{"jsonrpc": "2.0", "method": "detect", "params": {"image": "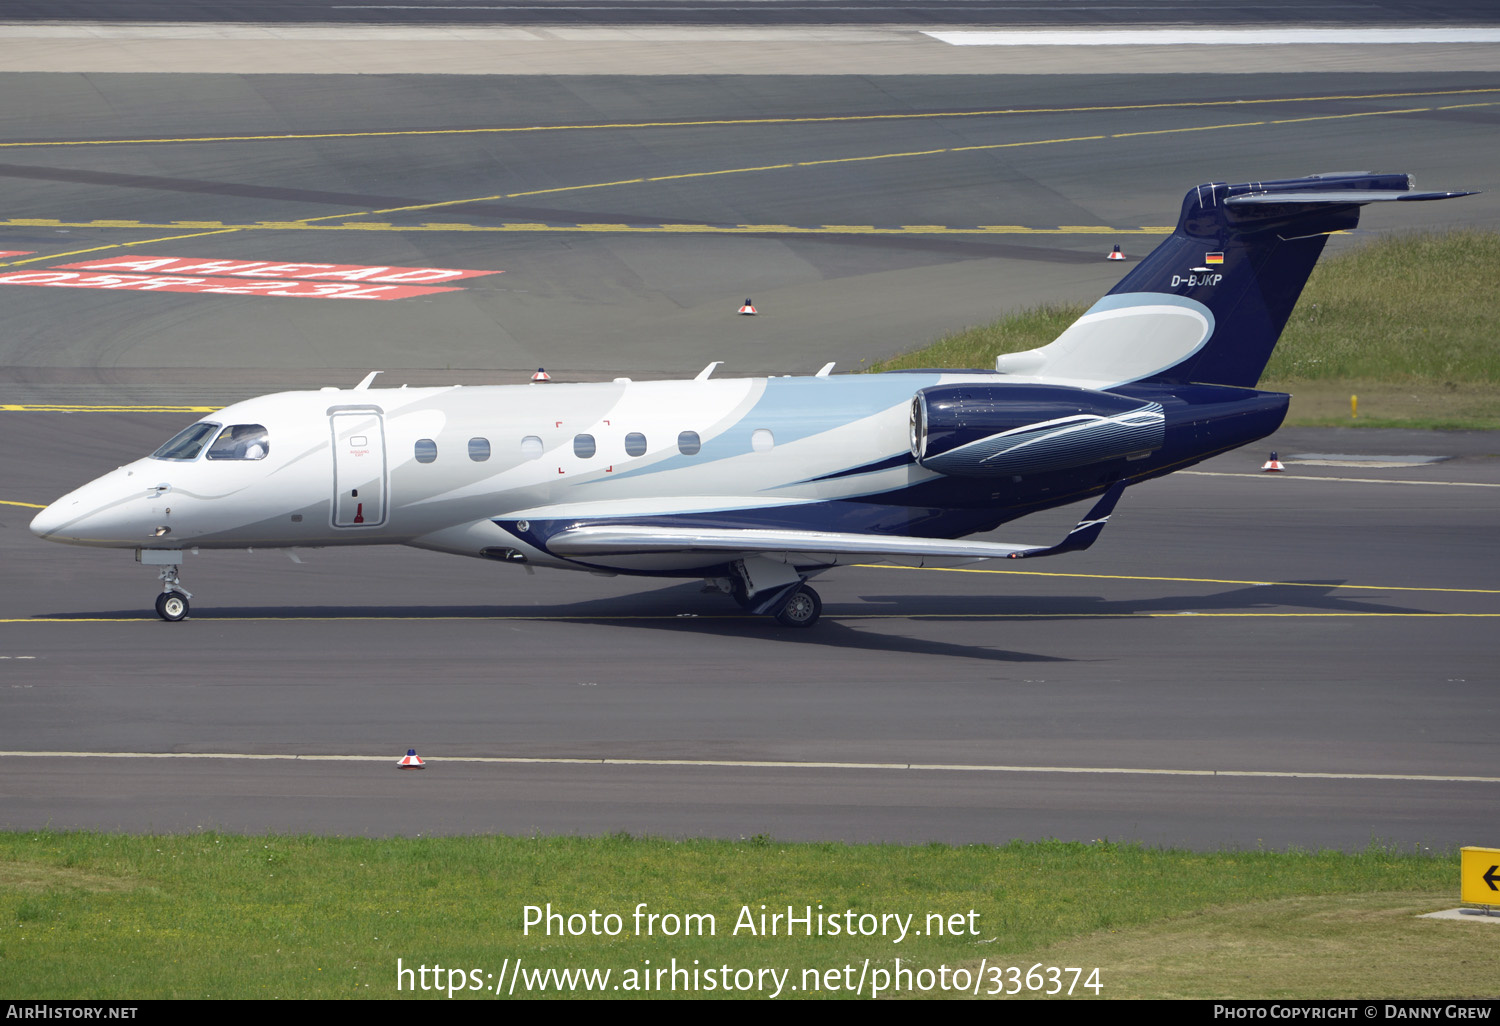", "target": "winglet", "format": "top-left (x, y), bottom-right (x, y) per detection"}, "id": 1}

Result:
top-left (1007, 481), bottom-right (1126, 559)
